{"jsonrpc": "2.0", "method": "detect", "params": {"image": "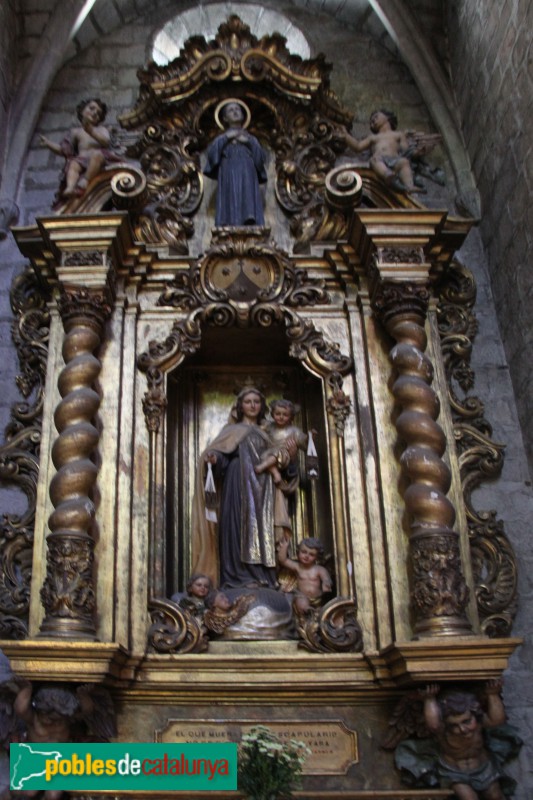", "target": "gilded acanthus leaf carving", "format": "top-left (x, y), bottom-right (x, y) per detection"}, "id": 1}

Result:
top-left (0, 270), bottom-right (49, 638)
top-left (142, 368), bottom-right (168, 434)
top-left (411, 533), bottom-right (470, 619)
top-left (40, 534), bottom-right (96, 620)
top-left (436, 260), bottom-right (517, 636)
top-left (124, 126), bottom-right (202, 253)
top-left (296, 597), bottom-right (363, 654)
top-left (139, 231), bottom-right (349, 424)
top-left (148, 598), bottom-right (208, 654)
